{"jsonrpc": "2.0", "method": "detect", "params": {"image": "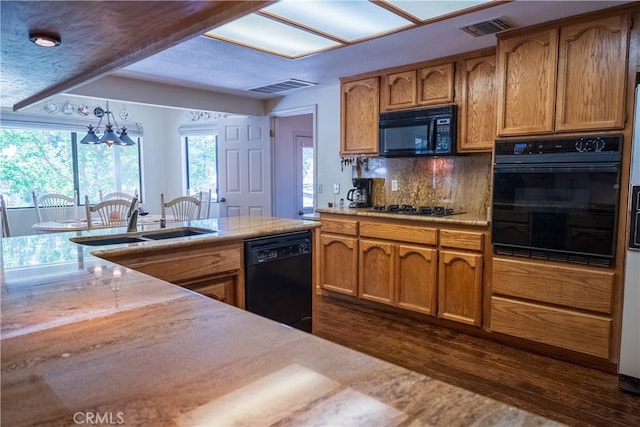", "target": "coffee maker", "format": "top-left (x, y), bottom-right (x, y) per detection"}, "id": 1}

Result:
top-left (346, 178), bottom-right (373, 208)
